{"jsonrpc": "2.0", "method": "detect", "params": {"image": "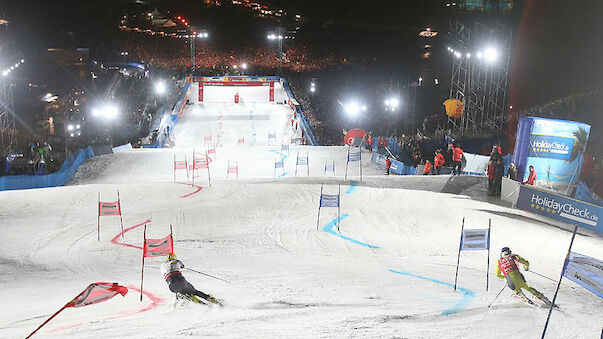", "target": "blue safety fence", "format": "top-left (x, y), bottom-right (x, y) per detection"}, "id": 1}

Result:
top-left (516, 184), bottom-right (602, 234)
top-left (280, 77), bottom-right (319, 146)
top-left (574, 181), bottom-right (603, 207)
top-left (371, 152), bottom-right (416, 175)
top-left (0, 147), bottom-right (96, 191)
